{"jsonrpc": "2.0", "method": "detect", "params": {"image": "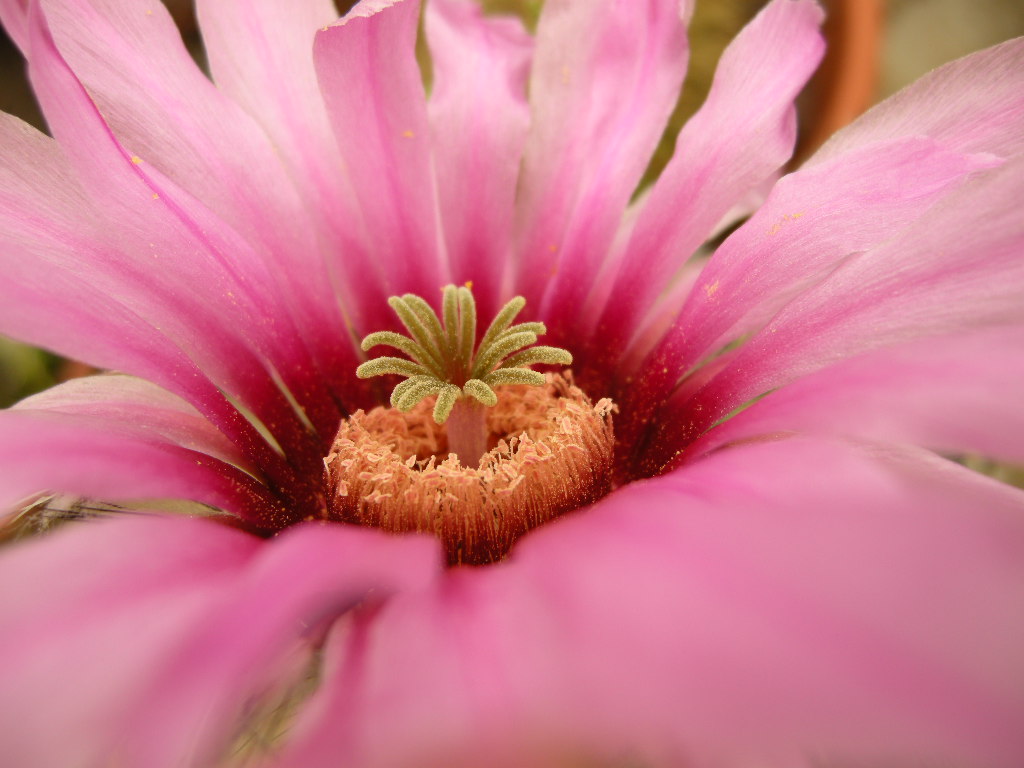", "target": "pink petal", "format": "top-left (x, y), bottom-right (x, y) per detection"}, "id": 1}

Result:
top-left (193, 0), bottom-right (390, 335)
top-left (651, 156), bottom-right (1024, 460)
top-left (684, 327), bottom-right (1024, 465)
top-left (812, 36), bottom-right (1024, 164)
top-left (590, 0), bottom-right (825, 357)
top-left (313, 0), bottom-right (445, 306)
top-left (0, 0), bottom-right (28, 49)
top-left (0, 515), bottom-right (261, 768)
top-left (509, 0), bottom-right (693, 323)
top-left (626, 136), bottom-right (995, 438)
top-left (281, 440), bottom-right (1024, 766)
top-left (116, 522), bottom-right (440, 768)
top-left (17, 13), bottom-right (344, 462)
top-left (13, 373), bottom-right (251, 472)
top-left (425, 0), bottom-right (532, 318)
top-left (0, 515), bottom-right (440, 768)
top-left (29, 0), bottom-right (360, 437)
top-left (0, 409), bottom-right (283, 525)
